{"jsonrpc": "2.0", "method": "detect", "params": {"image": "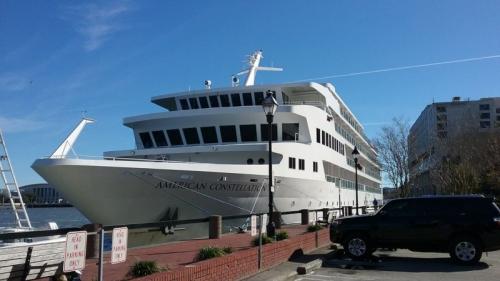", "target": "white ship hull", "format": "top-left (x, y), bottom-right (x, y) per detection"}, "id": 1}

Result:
top-left (32, 158), bottom-right (373, 227)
